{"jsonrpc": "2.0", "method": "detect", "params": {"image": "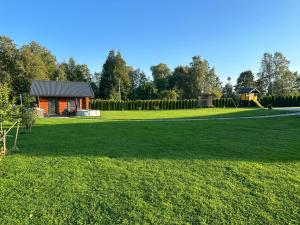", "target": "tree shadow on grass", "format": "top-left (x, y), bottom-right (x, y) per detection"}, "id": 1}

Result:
top-left (13, 109), bottom-right (300, 163)
top-left (12, 115), bottom-right (300, 162)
